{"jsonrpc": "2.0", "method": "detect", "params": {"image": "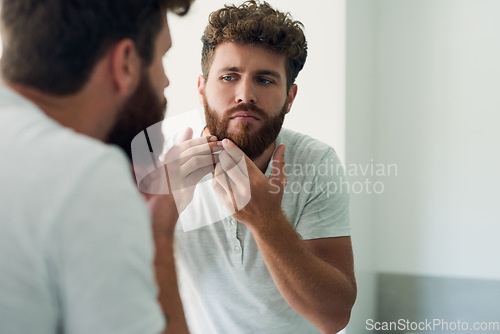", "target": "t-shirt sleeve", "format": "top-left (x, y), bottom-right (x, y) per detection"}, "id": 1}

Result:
top-left (51, 150), bottom-right (165, 334)
top-left (295, 148), bottom-right (351, 240)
